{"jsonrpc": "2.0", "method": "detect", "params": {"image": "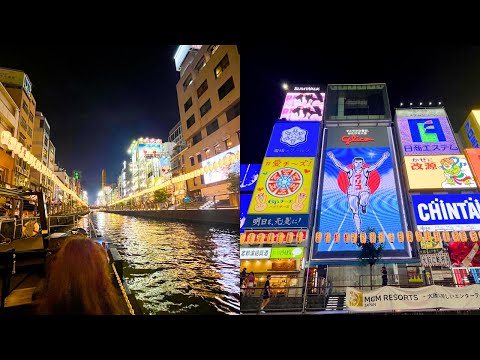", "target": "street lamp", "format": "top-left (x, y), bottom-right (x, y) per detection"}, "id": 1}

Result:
top-left (282, 83), bottom-right (289, 91)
